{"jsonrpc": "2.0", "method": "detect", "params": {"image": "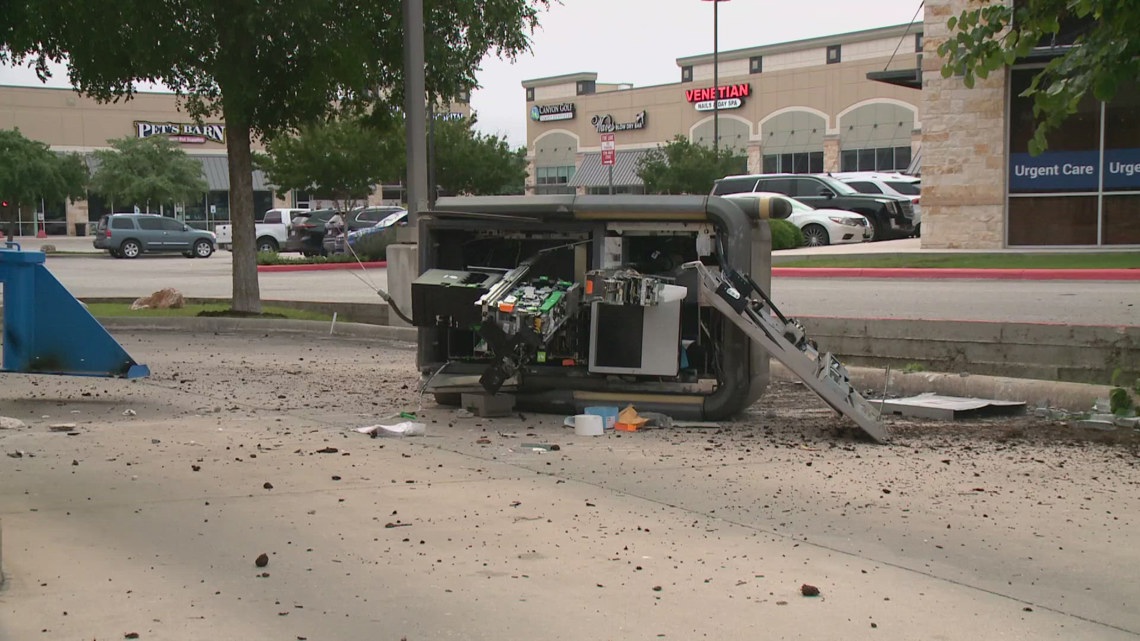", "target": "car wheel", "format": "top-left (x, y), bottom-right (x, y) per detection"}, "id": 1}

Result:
top-left (120, 240), bottom-right (141, 259)
top-left (801, 224), bottom-right (829, 247)
top-left (914, 223), bottom-right (921, 238)
top-left (109, 249), bottom-right (123, 258)
top-left (193, 239), bottom-right (214, 258)
top-left (183, 251), bottom-right (195, 258)
top-left (865, 215), bottom-right (888, 242)
top-left (257, 237), bottom-right (279, 253)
